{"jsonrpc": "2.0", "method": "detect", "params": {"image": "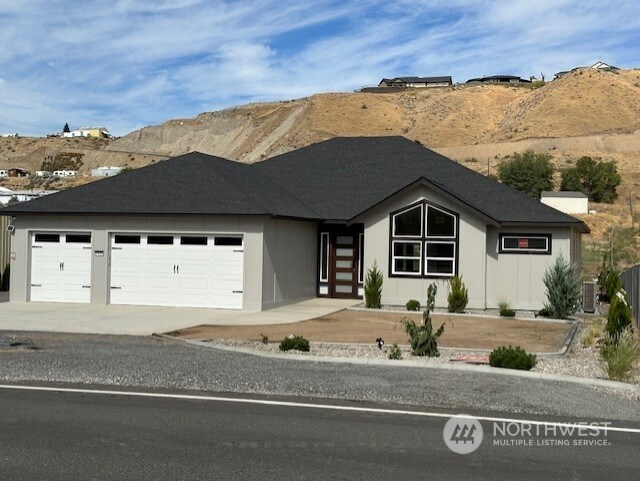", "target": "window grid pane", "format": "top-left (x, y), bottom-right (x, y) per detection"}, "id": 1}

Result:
top-left (426, 206), bottom-right (455, 238)
top-left (393, 205), bottom-right (423, 236)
